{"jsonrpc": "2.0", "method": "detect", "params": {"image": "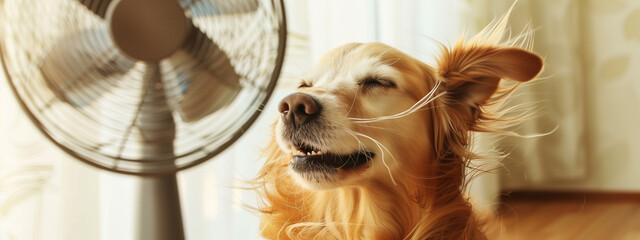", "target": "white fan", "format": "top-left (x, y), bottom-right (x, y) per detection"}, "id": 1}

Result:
top-left (0, 0), bottom-right (286, 239)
